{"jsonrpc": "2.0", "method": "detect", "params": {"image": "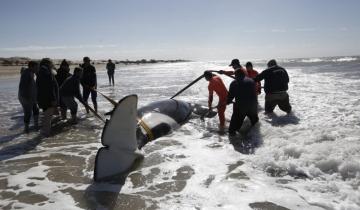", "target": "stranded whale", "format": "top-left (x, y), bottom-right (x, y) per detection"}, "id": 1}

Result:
top-left (94, 94), bottom-right (215, 181)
